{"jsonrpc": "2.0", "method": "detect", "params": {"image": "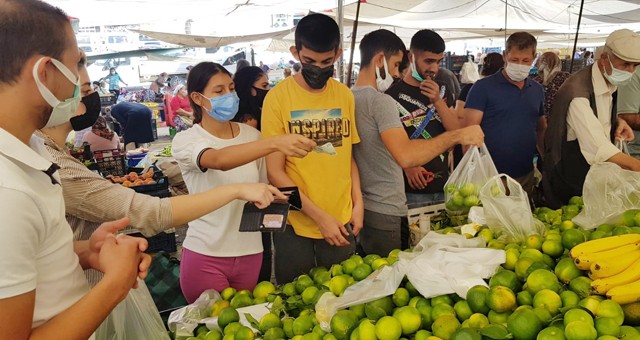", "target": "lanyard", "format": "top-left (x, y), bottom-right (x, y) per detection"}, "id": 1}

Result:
top-left (410, 85), bottom-right (446, 140)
